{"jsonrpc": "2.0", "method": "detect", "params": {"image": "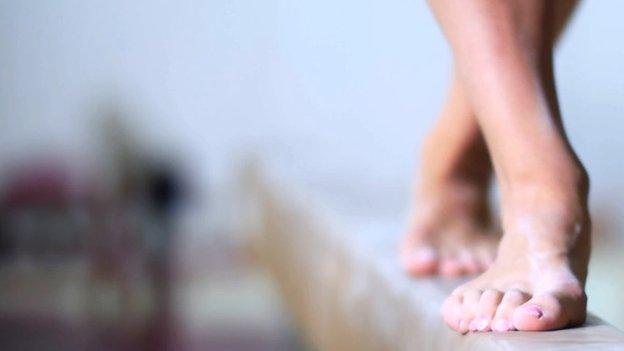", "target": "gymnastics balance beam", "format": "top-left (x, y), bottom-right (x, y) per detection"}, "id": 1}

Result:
top-left (240, 161), bottom-right (624, 351)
